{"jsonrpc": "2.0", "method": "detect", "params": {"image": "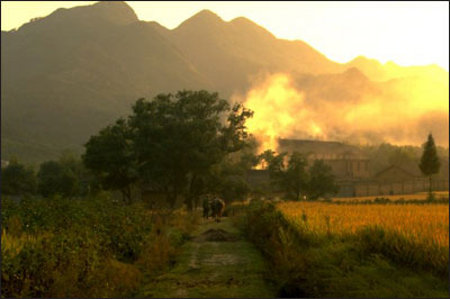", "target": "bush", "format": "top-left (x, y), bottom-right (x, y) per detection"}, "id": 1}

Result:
top-left (1, 195), bottom-right (199, 297)
top-left (237, 200), bottom-right (448, 298)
